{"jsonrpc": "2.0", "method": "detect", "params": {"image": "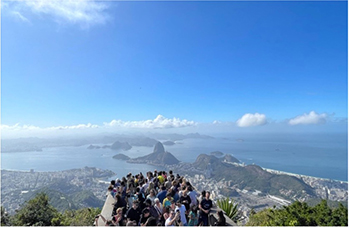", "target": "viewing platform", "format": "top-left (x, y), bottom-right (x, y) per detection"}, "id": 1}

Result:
top-left (97, 191), bottom-right (237, 226)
